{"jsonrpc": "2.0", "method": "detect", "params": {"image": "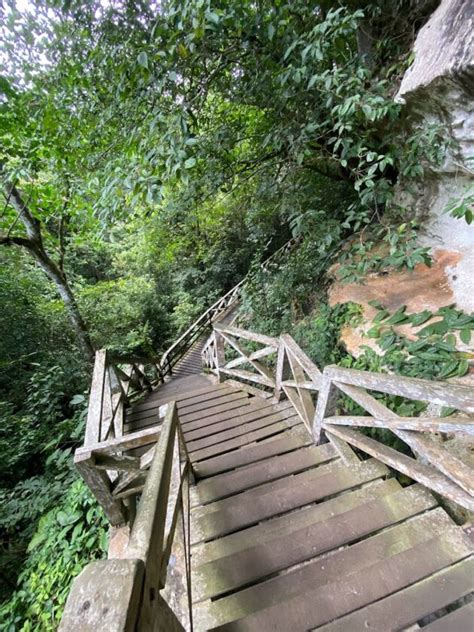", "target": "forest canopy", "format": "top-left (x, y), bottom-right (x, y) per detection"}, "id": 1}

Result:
top-left (0, 0), bottom-right (454, 628)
